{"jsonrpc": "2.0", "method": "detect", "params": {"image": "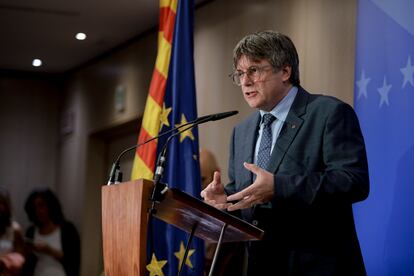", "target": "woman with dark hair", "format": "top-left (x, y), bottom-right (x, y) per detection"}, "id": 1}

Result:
top-left (23, 189), bottom-right (80, 276)
top-left (0, 187), bottom-right (25, 275)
